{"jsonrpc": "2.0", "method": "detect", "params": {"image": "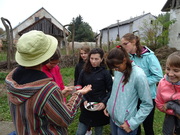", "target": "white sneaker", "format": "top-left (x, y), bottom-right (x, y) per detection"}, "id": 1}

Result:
top-left (85, 130), bottom-right (92, 135)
